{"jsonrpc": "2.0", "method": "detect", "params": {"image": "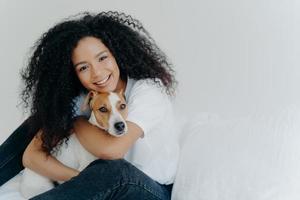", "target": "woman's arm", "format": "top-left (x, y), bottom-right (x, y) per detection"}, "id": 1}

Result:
top-left (73, 117), bottom-right (143, 159)
top-left (22, 130), bottom-right (79, 182)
